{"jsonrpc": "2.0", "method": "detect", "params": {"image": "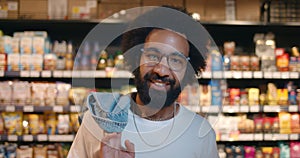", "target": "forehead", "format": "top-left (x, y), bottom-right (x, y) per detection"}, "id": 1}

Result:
top-left (145, 29), bottom-right (189, 56)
